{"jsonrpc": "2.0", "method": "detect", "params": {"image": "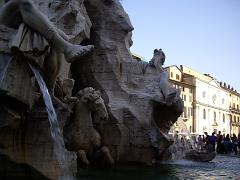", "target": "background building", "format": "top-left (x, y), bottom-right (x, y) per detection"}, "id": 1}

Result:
top-left (220, 83), bottom-right (240, 135)
top-left (166, 65), bottom-right (234, 135)
top-left (132, 54), bottom-right (240, 136)
top-left (165, 65), bottom-right (195, 134)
